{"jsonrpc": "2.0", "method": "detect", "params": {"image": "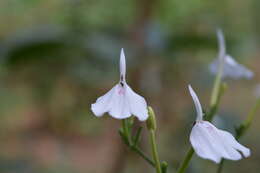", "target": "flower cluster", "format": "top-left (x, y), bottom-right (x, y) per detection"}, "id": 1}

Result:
top-left (91, 29), bottom-right (254, 172)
